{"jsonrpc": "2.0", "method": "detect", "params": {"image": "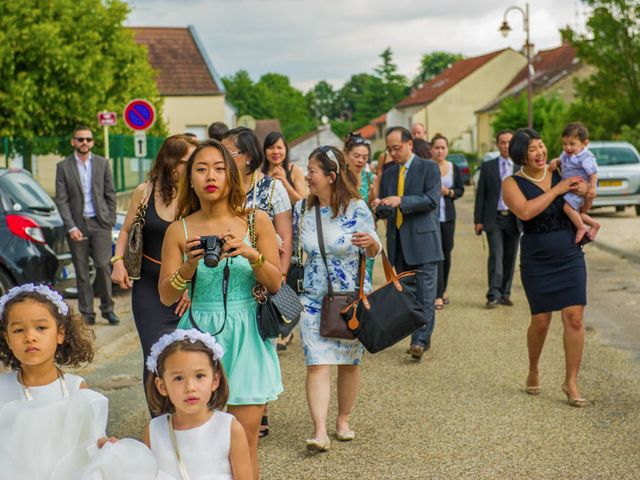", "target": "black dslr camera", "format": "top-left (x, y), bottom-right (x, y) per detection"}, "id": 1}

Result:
top-left (194, 235), bottom-right (226, 268)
